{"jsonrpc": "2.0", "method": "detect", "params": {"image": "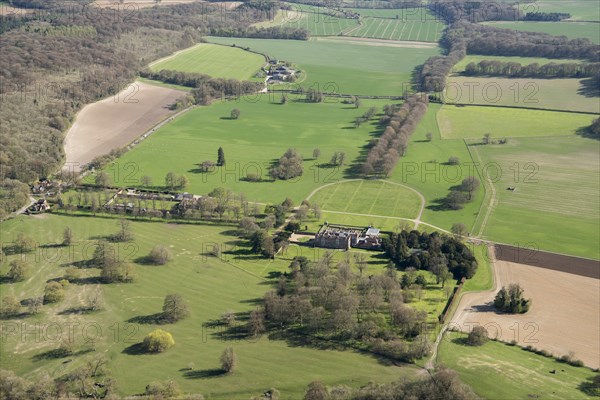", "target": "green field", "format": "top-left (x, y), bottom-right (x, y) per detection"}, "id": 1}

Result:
top-left (452, 55), bottom-right (584, 73)
top-left (96, 97), bottom-right (389, 203)
top-left (438, 333), bottom-right (597, 400)
top-left (483, 21), bottom-right (600, 44)
top-left (206, 37), bottom-right (439, 96)
top-left (438, 105), bottom-right (596, 138)
top-left (257, 6), bottom-right (444, 42)
top-left (308, 180), bottom-right (422, 220)
top-left (443, 76), bottom-right (599, 113)
top-left (345, 15), bottom-right (444, 42)
top-left (149, 43), bottom-right (265, 80)
top-left (0, 214), bottom-right (421, 397)
top-left (471, 135), bottom-right (600, 259)
top-left (517, 0), bottom-right (600, 21)
top-left (462, 244), bottom-right (493, 292)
